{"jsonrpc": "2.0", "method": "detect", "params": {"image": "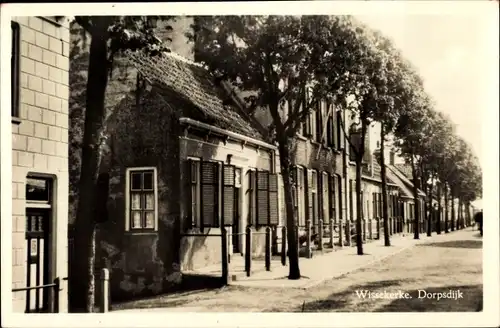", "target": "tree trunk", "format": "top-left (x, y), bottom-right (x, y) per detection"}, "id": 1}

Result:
top-left (355, 159), bottom-right (364, 255)
top-left (458, 197), bottom-right (463, 229)
top-left (277, 138), bottom-right (301, 280)
top-left (450, 193), bottom-right (455, 231)
top-left (70, 25), bottom-right (110, 312)
top-left (426, 175), bottom-right (434, 236)
top-left (379, 125), bottom-right (390, 246)
top-left (410, 156), bottom-right (420, 240)
top-left (436, 182), bottom-right (442, 234)
top-left (444, 185), bottom-right (449, 233)
top-left (354, 120), bottom-right (366, 255)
